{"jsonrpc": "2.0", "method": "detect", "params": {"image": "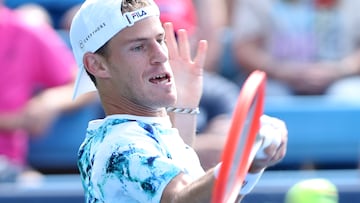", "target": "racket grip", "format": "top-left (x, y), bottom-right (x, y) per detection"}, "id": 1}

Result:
top-left (239, 170), bottom-right (264, 195)
top-left (213, 162), bottom-right (264, 195)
